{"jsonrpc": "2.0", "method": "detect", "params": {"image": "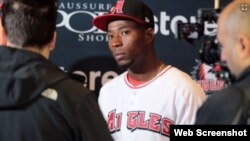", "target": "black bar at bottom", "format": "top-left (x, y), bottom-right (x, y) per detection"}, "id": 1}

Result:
top-left (170, 125), bottom-right (250, 141)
